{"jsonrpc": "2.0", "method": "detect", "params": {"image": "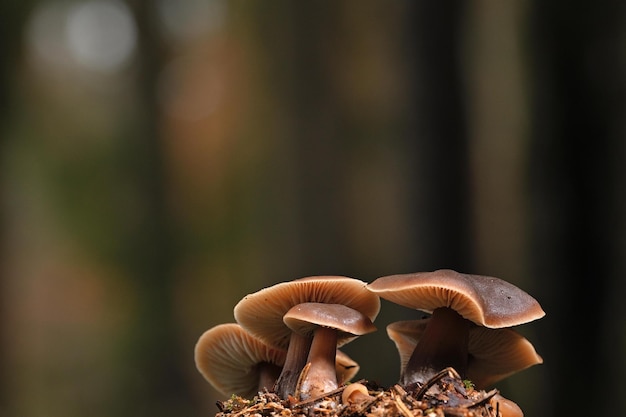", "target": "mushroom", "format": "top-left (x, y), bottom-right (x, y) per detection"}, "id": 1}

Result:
top-left (367, 269), bottom-right (545, 385)
top-left (234, 276), bottom-right (380, 398)
top-left (282, 302), bottom-right (376, 399)
top-left (194, 323), bottom-right (287, 398)
top-left (386, 319), bottom-right (543, 388)
top-left (491, 394), bottom-right (524, 417)
top-left (341, 383), bottom-right (374, 405)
